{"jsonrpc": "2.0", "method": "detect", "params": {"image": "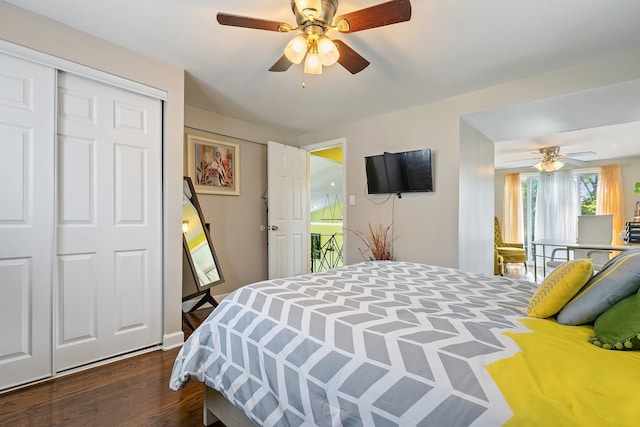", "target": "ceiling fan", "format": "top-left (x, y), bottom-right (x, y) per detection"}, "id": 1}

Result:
top-left (216, 0), bottom-right (412, 75)
top-left (532, 146), bottom-right (592, 172)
